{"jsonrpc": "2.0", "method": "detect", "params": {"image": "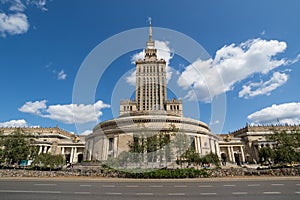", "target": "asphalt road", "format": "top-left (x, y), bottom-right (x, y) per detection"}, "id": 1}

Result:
top-left (0, 177), bottom-right (299, 200)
